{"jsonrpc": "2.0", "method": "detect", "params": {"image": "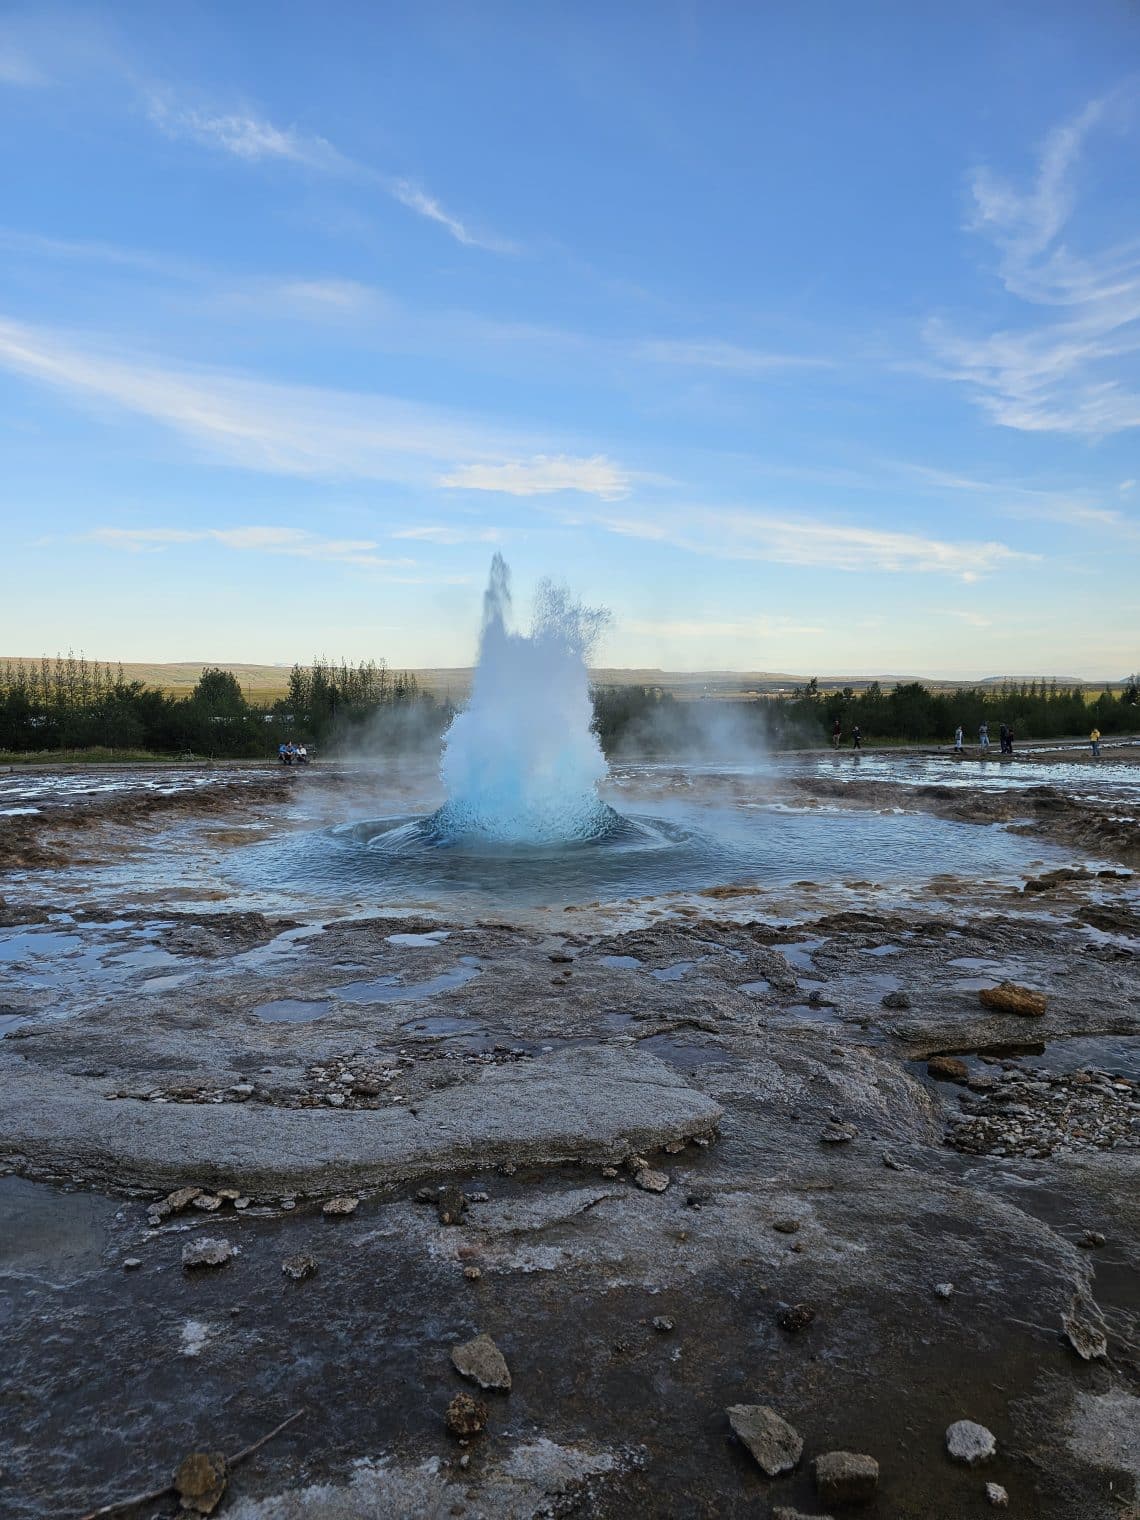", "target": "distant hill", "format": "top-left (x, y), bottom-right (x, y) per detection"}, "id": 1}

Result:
top-left (0, 658), bottom-right (1124, 702)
